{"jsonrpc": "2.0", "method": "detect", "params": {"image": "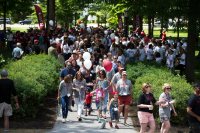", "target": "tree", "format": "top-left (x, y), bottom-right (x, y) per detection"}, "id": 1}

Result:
top-left (186, 0), bottom-right (200, 82)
